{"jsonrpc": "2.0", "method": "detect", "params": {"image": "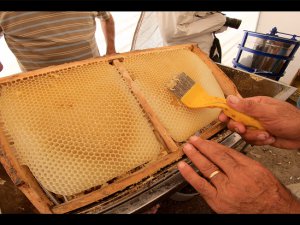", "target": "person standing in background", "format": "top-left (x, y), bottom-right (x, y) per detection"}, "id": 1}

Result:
top-left (0, 11), bottom-right (116, 72)
top-left (156, 12), bottom-right (241, 63)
